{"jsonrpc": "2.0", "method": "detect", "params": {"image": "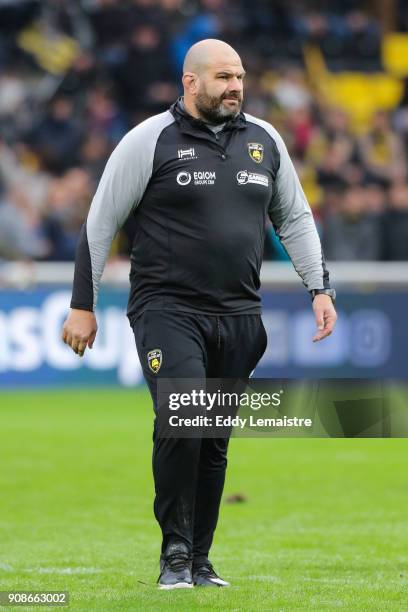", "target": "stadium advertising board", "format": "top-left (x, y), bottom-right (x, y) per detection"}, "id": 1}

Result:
top-left (0, 287), bottom-right (406, 388)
